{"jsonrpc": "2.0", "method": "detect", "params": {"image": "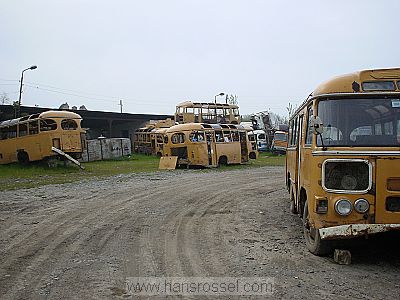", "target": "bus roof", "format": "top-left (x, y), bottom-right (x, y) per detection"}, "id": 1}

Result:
top-left (312, 68), bottom-right (400, 96)
top-left (166, 123), bottom-right (244, 133)
top-left (176, 100), bottom-right (239, 109)
top-left (39, 110), bottom-right (82, 119)
top-left (291, 68), bottom-right (400, 119)
top-left (166, 123), bottom-right (211, 133)
top-left (0, 110), bottom-right (82, 128)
